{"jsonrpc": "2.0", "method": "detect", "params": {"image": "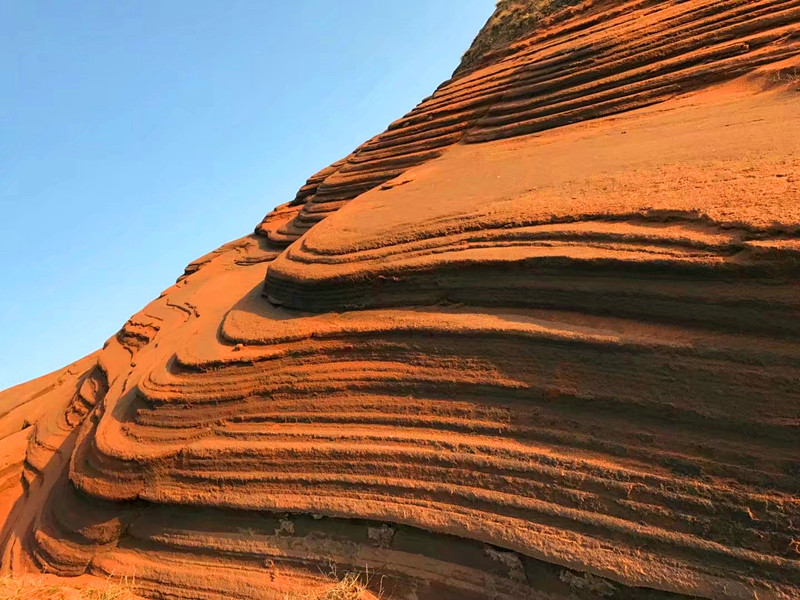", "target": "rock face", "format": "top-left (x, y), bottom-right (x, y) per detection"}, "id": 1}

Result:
top-left (1, 2), bottom-right (799, 599)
